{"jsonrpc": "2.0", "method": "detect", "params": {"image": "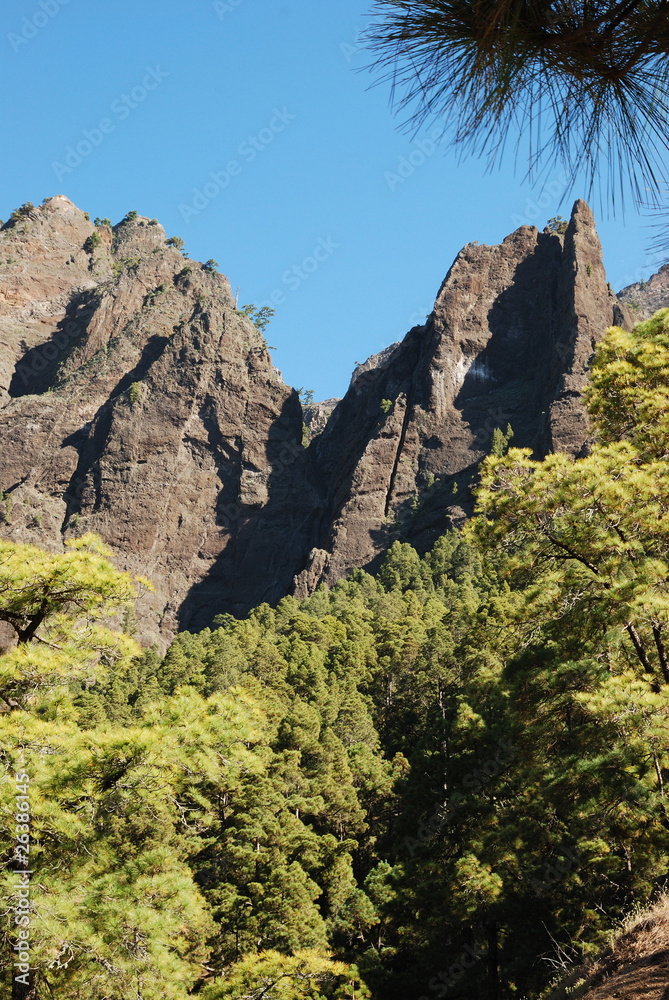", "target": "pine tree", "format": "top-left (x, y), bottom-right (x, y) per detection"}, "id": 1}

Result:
top-left (0, 533), bottom-right (148, 710)
top-left (0, 689), bottom-right (266, 999)
top-left (364, 3), bottom-right (669, 224)
top-left (202, 949), bottom-right (370, 999)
